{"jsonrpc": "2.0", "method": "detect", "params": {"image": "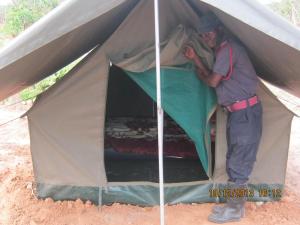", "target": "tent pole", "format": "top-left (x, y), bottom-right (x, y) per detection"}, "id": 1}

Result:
top-left (154, 0), bottom-right (165, 225)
